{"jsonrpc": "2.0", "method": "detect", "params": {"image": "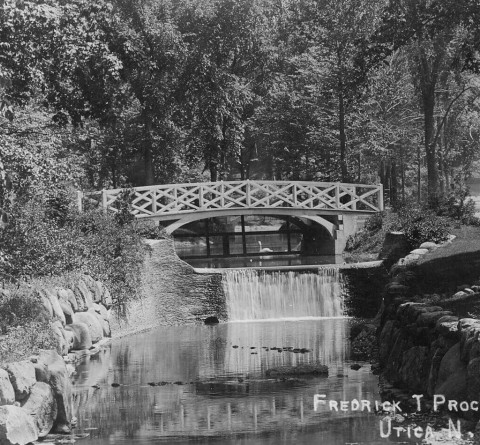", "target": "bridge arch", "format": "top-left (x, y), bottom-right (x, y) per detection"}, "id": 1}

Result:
top-left (164, 208), bottom-right (337, 237)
